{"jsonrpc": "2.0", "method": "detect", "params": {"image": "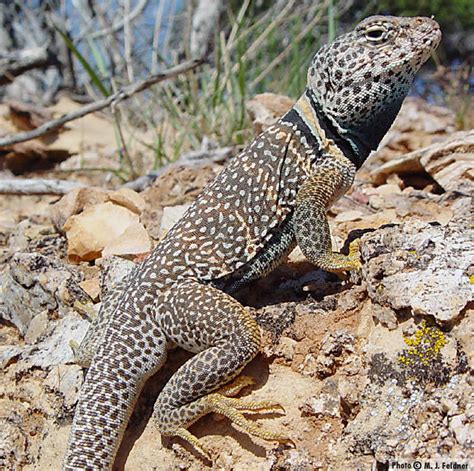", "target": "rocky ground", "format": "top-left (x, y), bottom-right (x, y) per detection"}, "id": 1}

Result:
top-left (0, 96), bottom-right (473, 470)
